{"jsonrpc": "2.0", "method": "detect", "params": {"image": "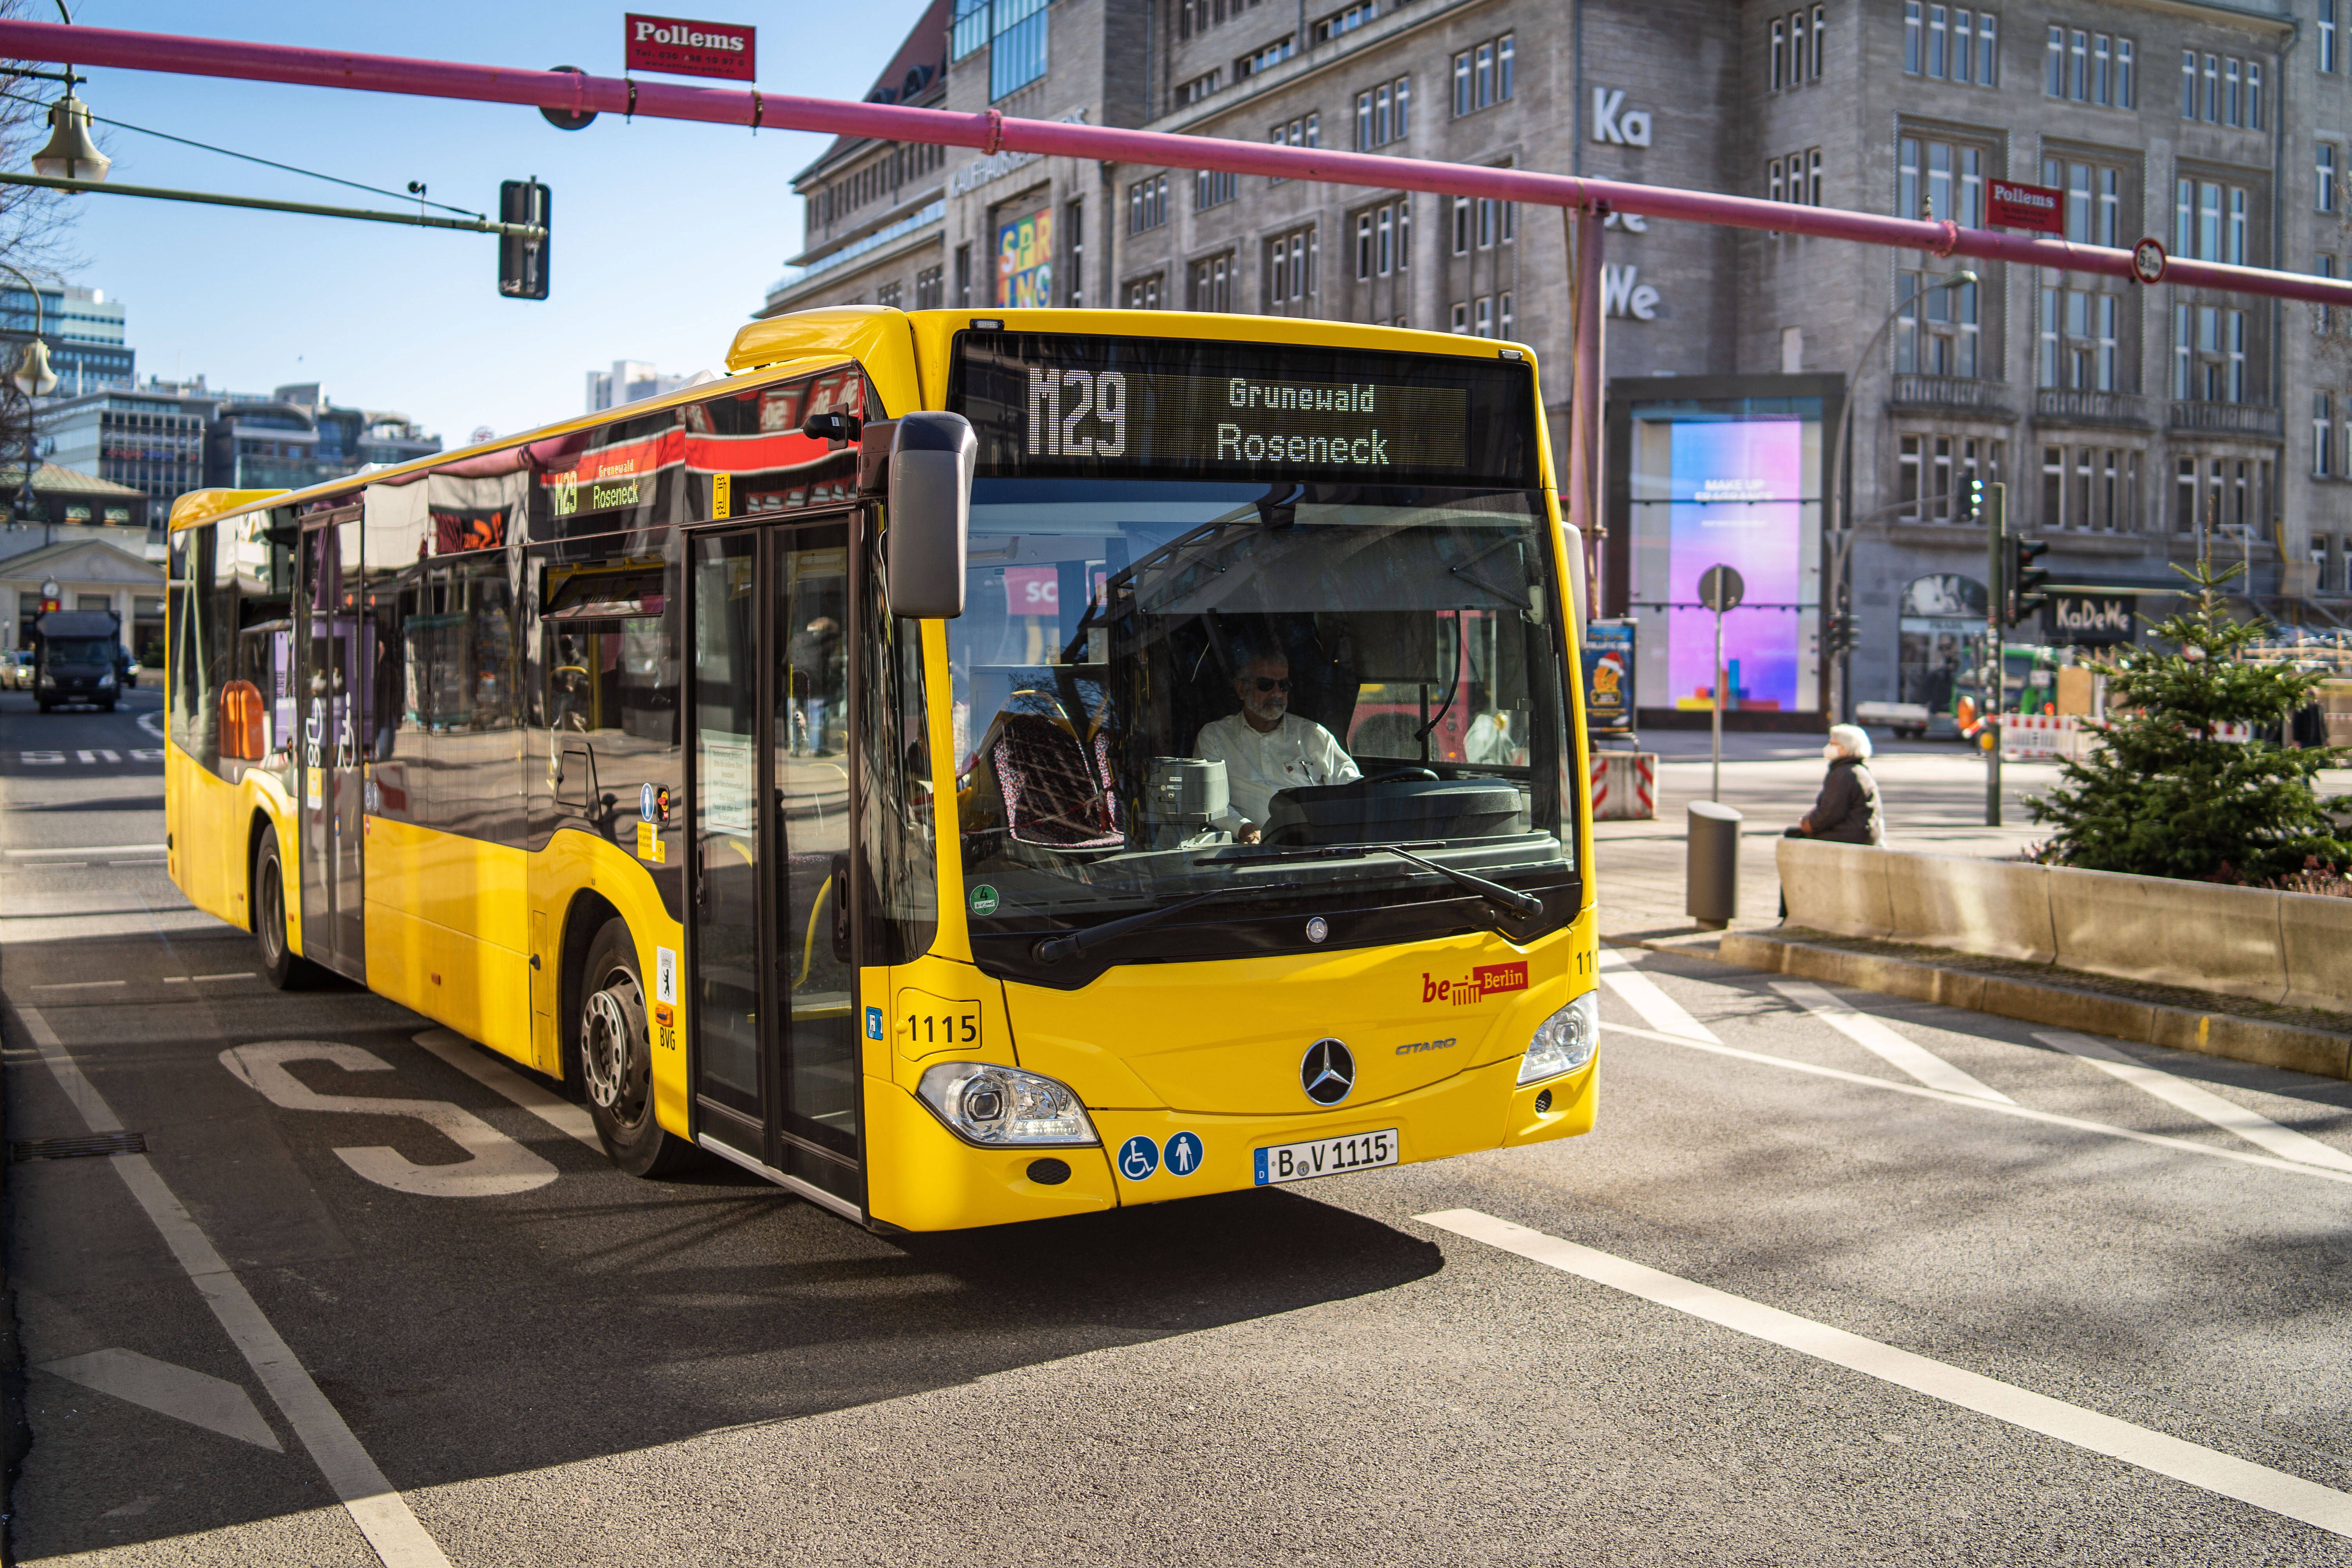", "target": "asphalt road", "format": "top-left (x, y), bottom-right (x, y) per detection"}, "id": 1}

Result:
top-left (5, 684), bottom-right (2352, 1565)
